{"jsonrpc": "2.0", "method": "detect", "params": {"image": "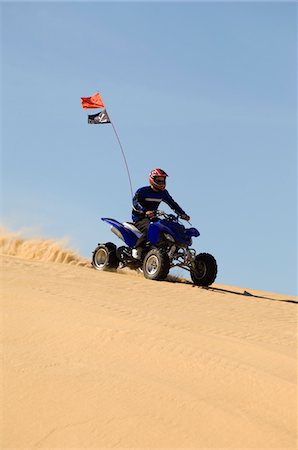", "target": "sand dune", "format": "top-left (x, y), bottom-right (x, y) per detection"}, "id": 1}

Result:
top-left (1, 232), bottom-right (297, 448)
top-left (0, 229), bottom-right (89, 266)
